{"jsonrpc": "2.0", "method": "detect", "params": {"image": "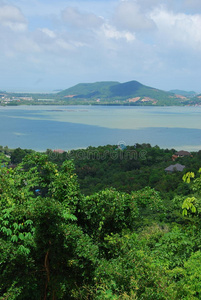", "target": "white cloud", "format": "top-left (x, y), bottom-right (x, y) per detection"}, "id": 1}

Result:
top-left (32, 27), bottom-right (87, 56)
top-left (101, 23), bottom-right (135, 42)
top-left (40, 28), bottom-right (56, 39)
top-left (0, 4), bottom-right (27, 31)
top-left (61, 6), bottom-right (104, 29)
top-left (113, 1), bottom-right (156, 32)
top-left (151, 8), bottom-right (201, 50)
top-left (55, 38), bottom-right (75, 51)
